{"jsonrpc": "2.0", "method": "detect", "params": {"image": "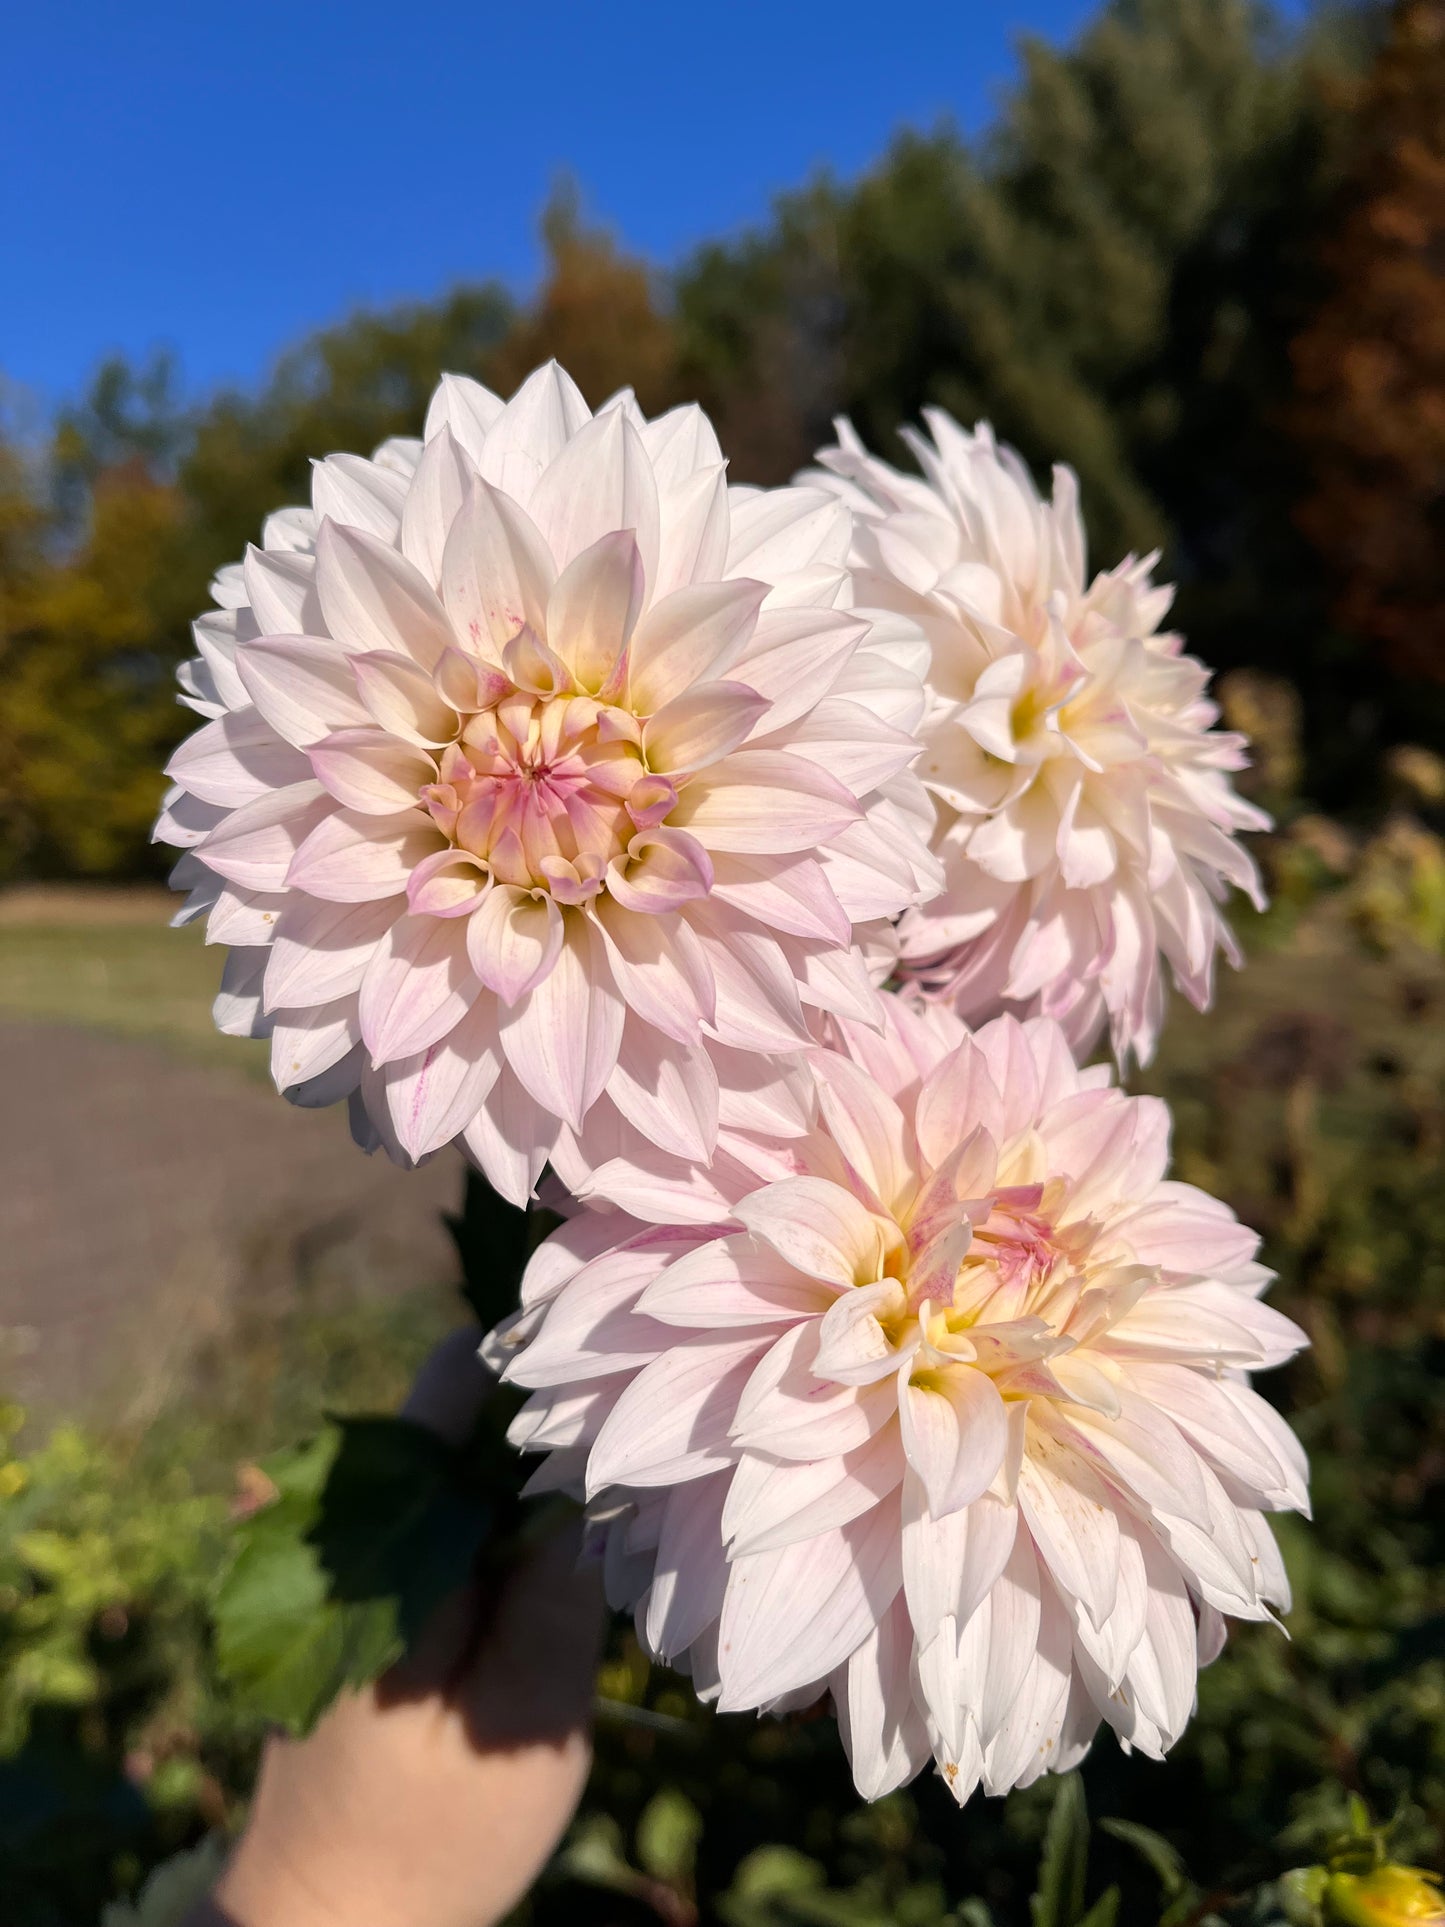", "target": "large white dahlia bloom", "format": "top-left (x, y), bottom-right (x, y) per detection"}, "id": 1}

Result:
top-left (491, 1003), bottom-right (1308, 1803)
top-left (157, 365), bottom-right (939, 1202)
top-left (810, 413), bottom-right (1269, 1065)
